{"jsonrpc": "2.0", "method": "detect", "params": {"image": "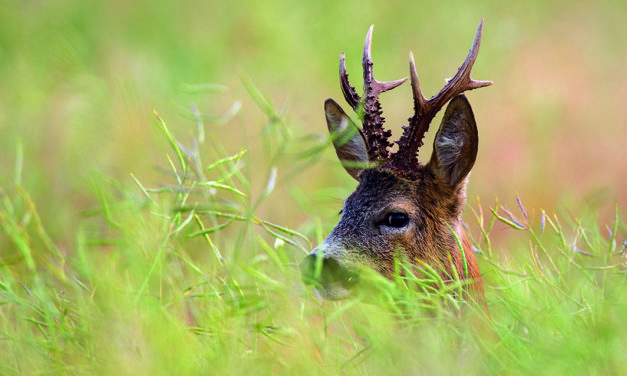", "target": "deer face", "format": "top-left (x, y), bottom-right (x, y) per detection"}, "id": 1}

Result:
top-left (301, 96), bottom-right (480, 300)
top-left (300, 22), bottom-right (489, 301)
